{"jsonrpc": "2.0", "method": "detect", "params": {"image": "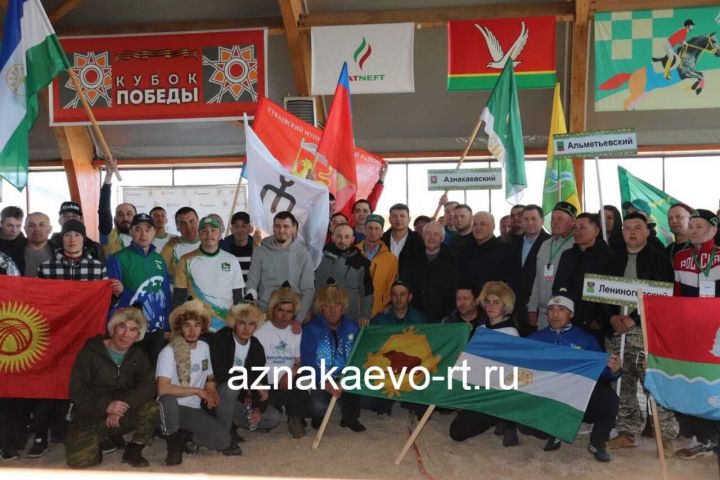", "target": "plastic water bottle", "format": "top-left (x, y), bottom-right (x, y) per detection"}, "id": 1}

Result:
top-left (244, 395), bottom-right (257, 432)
